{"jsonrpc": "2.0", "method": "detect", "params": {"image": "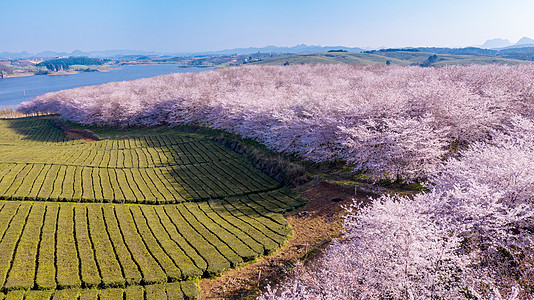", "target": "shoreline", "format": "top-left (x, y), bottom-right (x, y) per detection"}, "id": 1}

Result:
top-left (1, 68), bottom-right (110, 79)
top-left (0, 72), bottom-right (35, 79)
top-left (0, 65), bottom-right (210, 107)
